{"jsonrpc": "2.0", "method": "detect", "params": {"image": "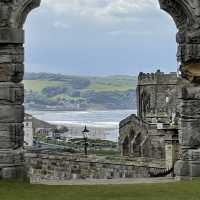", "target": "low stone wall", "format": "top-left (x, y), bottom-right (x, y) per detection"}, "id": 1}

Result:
top-left (25, 152), bottom-right (165, 183)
